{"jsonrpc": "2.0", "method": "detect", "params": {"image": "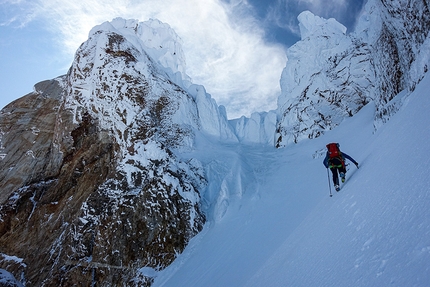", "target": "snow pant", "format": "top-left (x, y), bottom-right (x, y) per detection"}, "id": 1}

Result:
top-left (329, 158), bottom-right (346, 186)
